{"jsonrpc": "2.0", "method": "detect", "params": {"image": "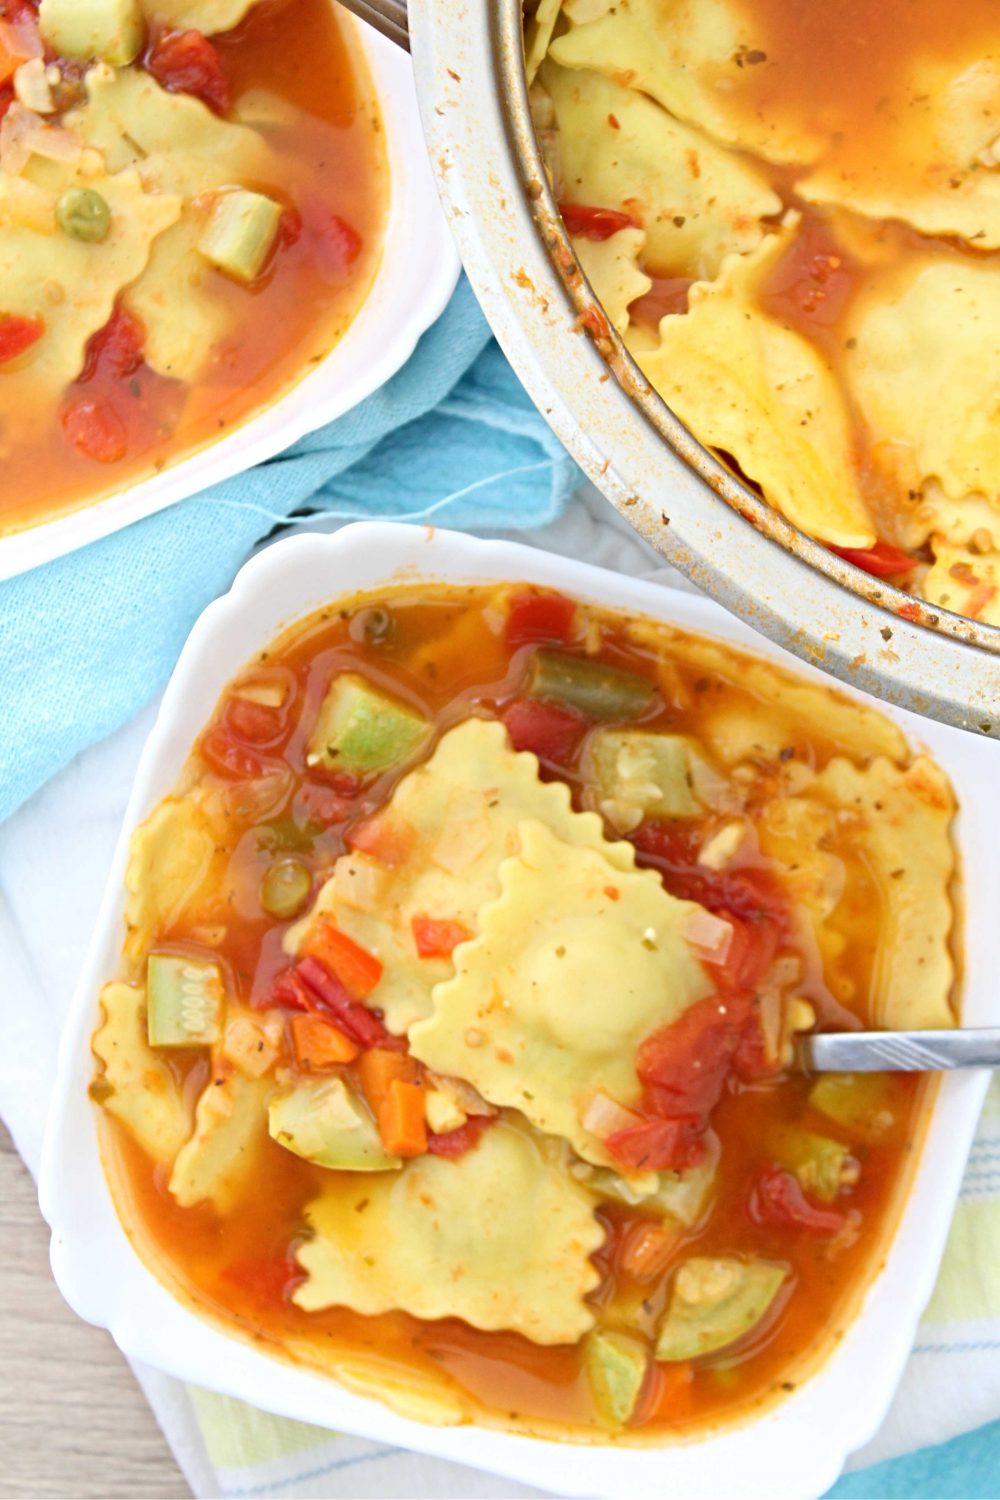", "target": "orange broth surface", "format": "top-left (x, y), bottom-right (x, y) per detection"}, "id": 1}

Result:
top-left (0, 0), bottom-right (386, 535)
top-left (95, 583), bottom-right (948, 1438)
